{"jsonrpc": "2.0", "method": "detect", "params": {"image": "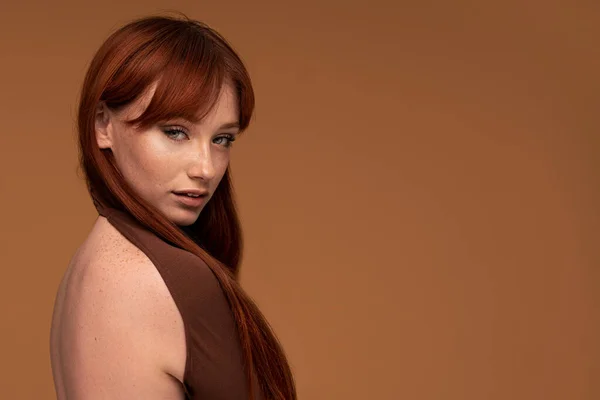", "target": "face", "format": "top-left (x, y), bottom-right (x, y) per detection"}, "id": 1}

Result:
top-left (95, 81), bottom-right (240, 226)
